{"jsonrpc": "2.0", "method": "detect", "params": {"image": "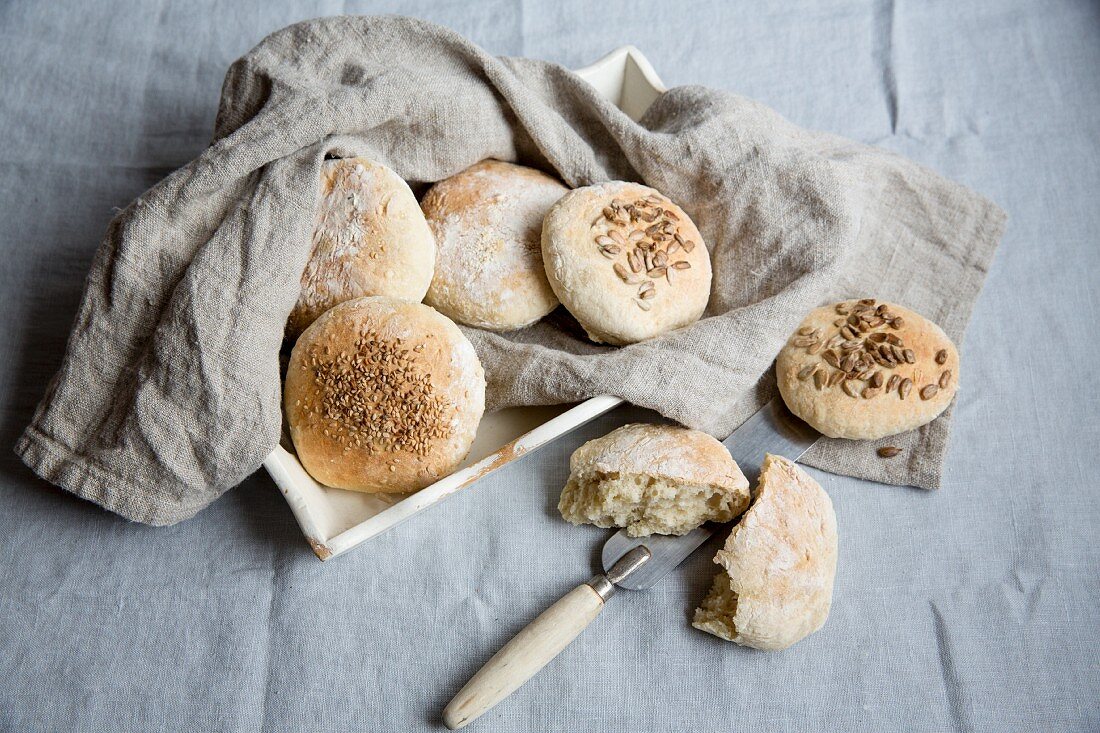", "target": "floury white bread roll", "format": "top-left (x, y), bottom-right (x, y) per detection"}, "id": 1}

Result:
top-left (541, 182), bottom-right (712, 345)
top-left (284, 296), bottom-right (485, 494)
top-left (421, 160), bottom-right (567, 331)
top-left (692, 454), bottom-right (838, 651)
top-left (558, 424), bottom-right (751, 537)
top-left (286, 157), bottom-right (436, 338)
top-left (776, 299), bottom-right (960, 439)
